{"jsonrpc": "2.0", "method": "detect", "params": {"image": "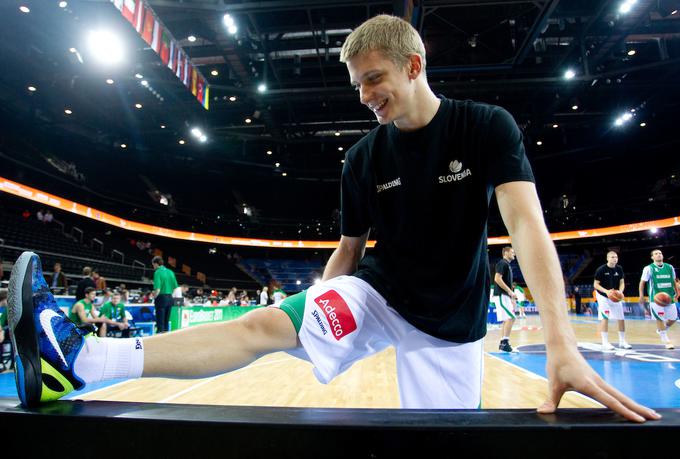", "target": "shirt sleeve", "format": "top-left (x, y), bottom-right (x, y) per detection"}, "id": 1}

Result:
top-left (641, 266), bottom-right (651, 282)
top-left (340, 156), bottom-right (371, 237)
top-left (618, 266), bottom-right (625, 280)
top-left (153, 270), bottom-right (160, 290)
top-left (594, 266), bottom-right (603, 283)
top-left (494, 260), bottom-right (505, 276)
top-left (486, 107), bottom-right (535, 188)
